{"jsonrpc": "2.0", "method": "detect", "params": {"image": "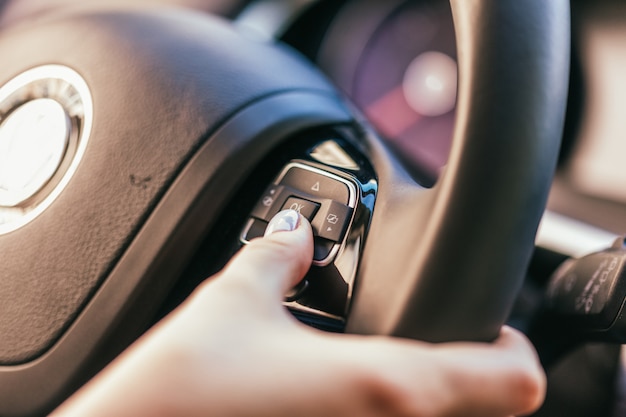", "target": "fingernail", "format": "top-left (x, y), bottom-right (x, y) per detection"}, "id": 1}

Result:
top-left (264, 209), bottom-right (301, 237)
